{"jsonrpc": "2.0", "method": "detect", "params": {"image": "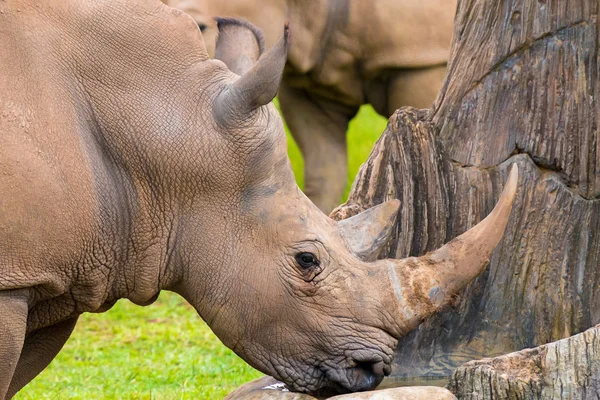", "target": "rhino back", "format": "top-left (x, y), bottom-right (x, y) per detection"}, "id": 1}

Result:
top-left (357, 0), bottom-right (457, 72)
top-left (284, 0), bottom-right (457, 106)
